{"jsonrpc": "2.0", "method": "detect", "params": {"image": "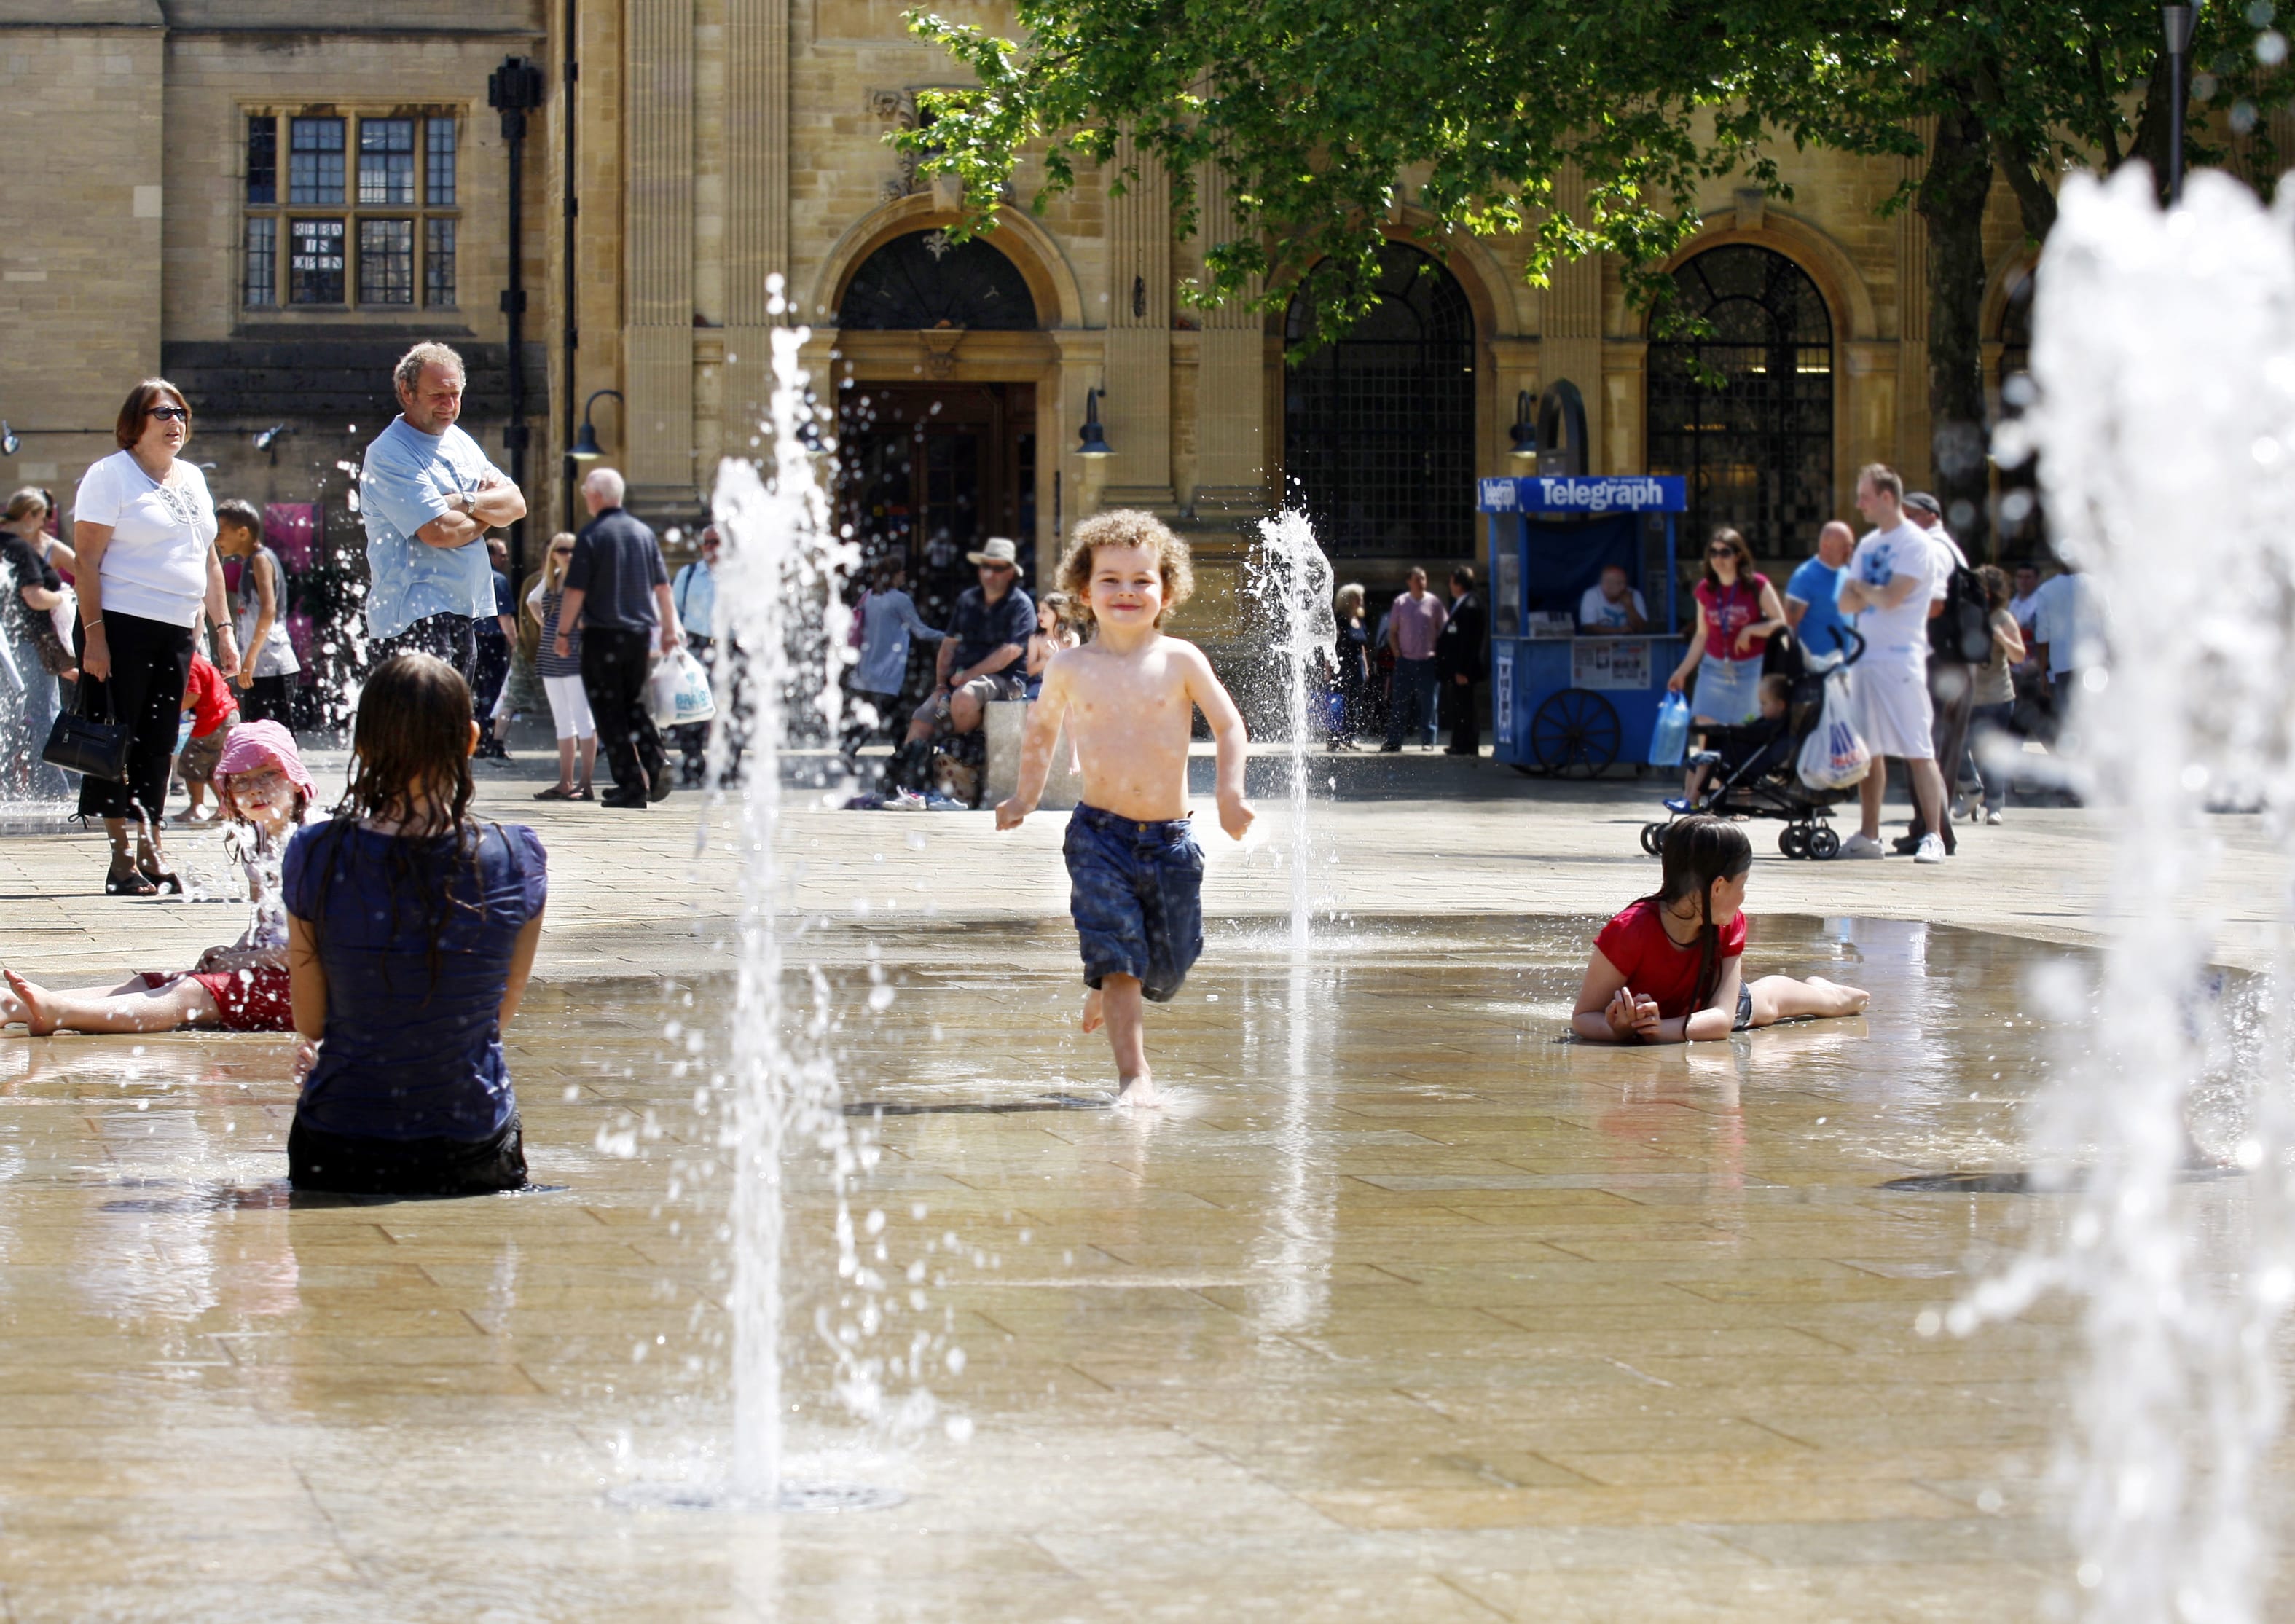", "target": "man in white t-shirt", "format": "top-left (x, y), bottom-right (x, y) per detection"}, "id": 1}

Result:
top-left (1577, 565), bottom-right (1648, 632)
top-left (1835, 463), bottom-right (1949, 864)
top-left (359, 341), bottom-right (527, 685)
